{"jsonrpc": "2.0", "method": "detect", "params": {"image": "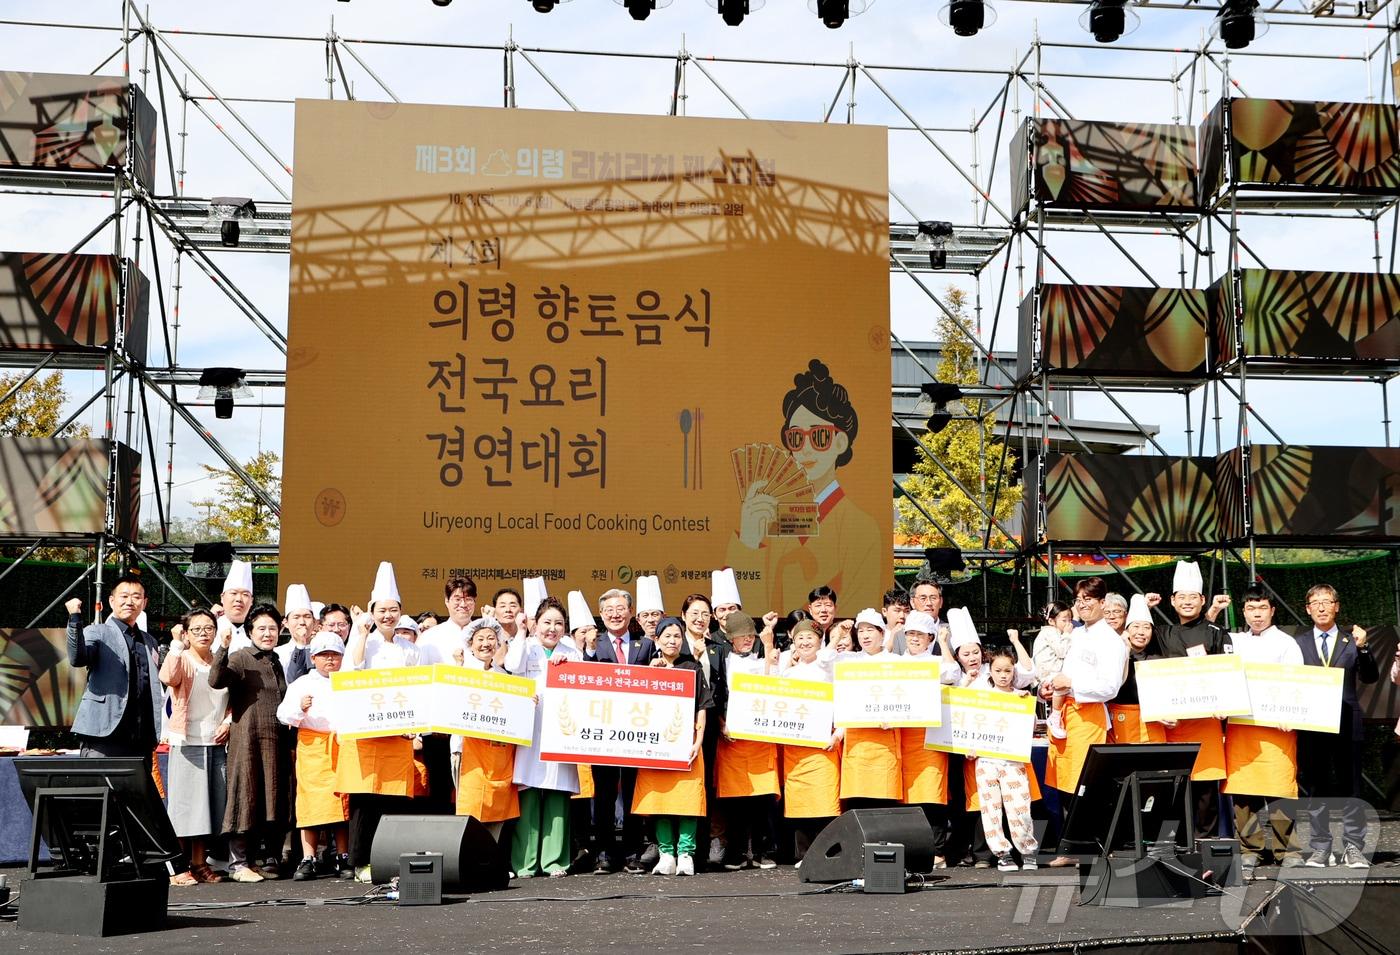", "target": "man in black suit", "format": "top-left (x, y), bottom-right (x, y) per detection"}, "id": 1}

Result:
top-left (584, 588), bottom-right (656, 873)
top-left (1295, 583), bottom-right (1378, 869)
